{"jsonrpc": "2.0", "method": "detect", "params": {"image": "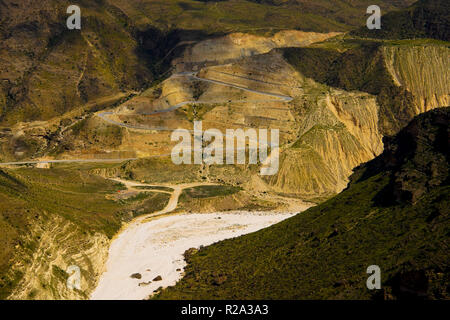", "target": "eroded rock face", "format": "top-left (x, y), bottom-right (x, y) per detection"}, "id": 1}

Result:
top-left (2, 11), bottom-right (448, 202)
top-left (196, 49), bottom-right (383, 199)
top-left (7, 214), bottom-right (110, 300)
top-left (383, 46), bottom-right (450, 114)
top-left (274, 43), bottom-right (449, 199)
